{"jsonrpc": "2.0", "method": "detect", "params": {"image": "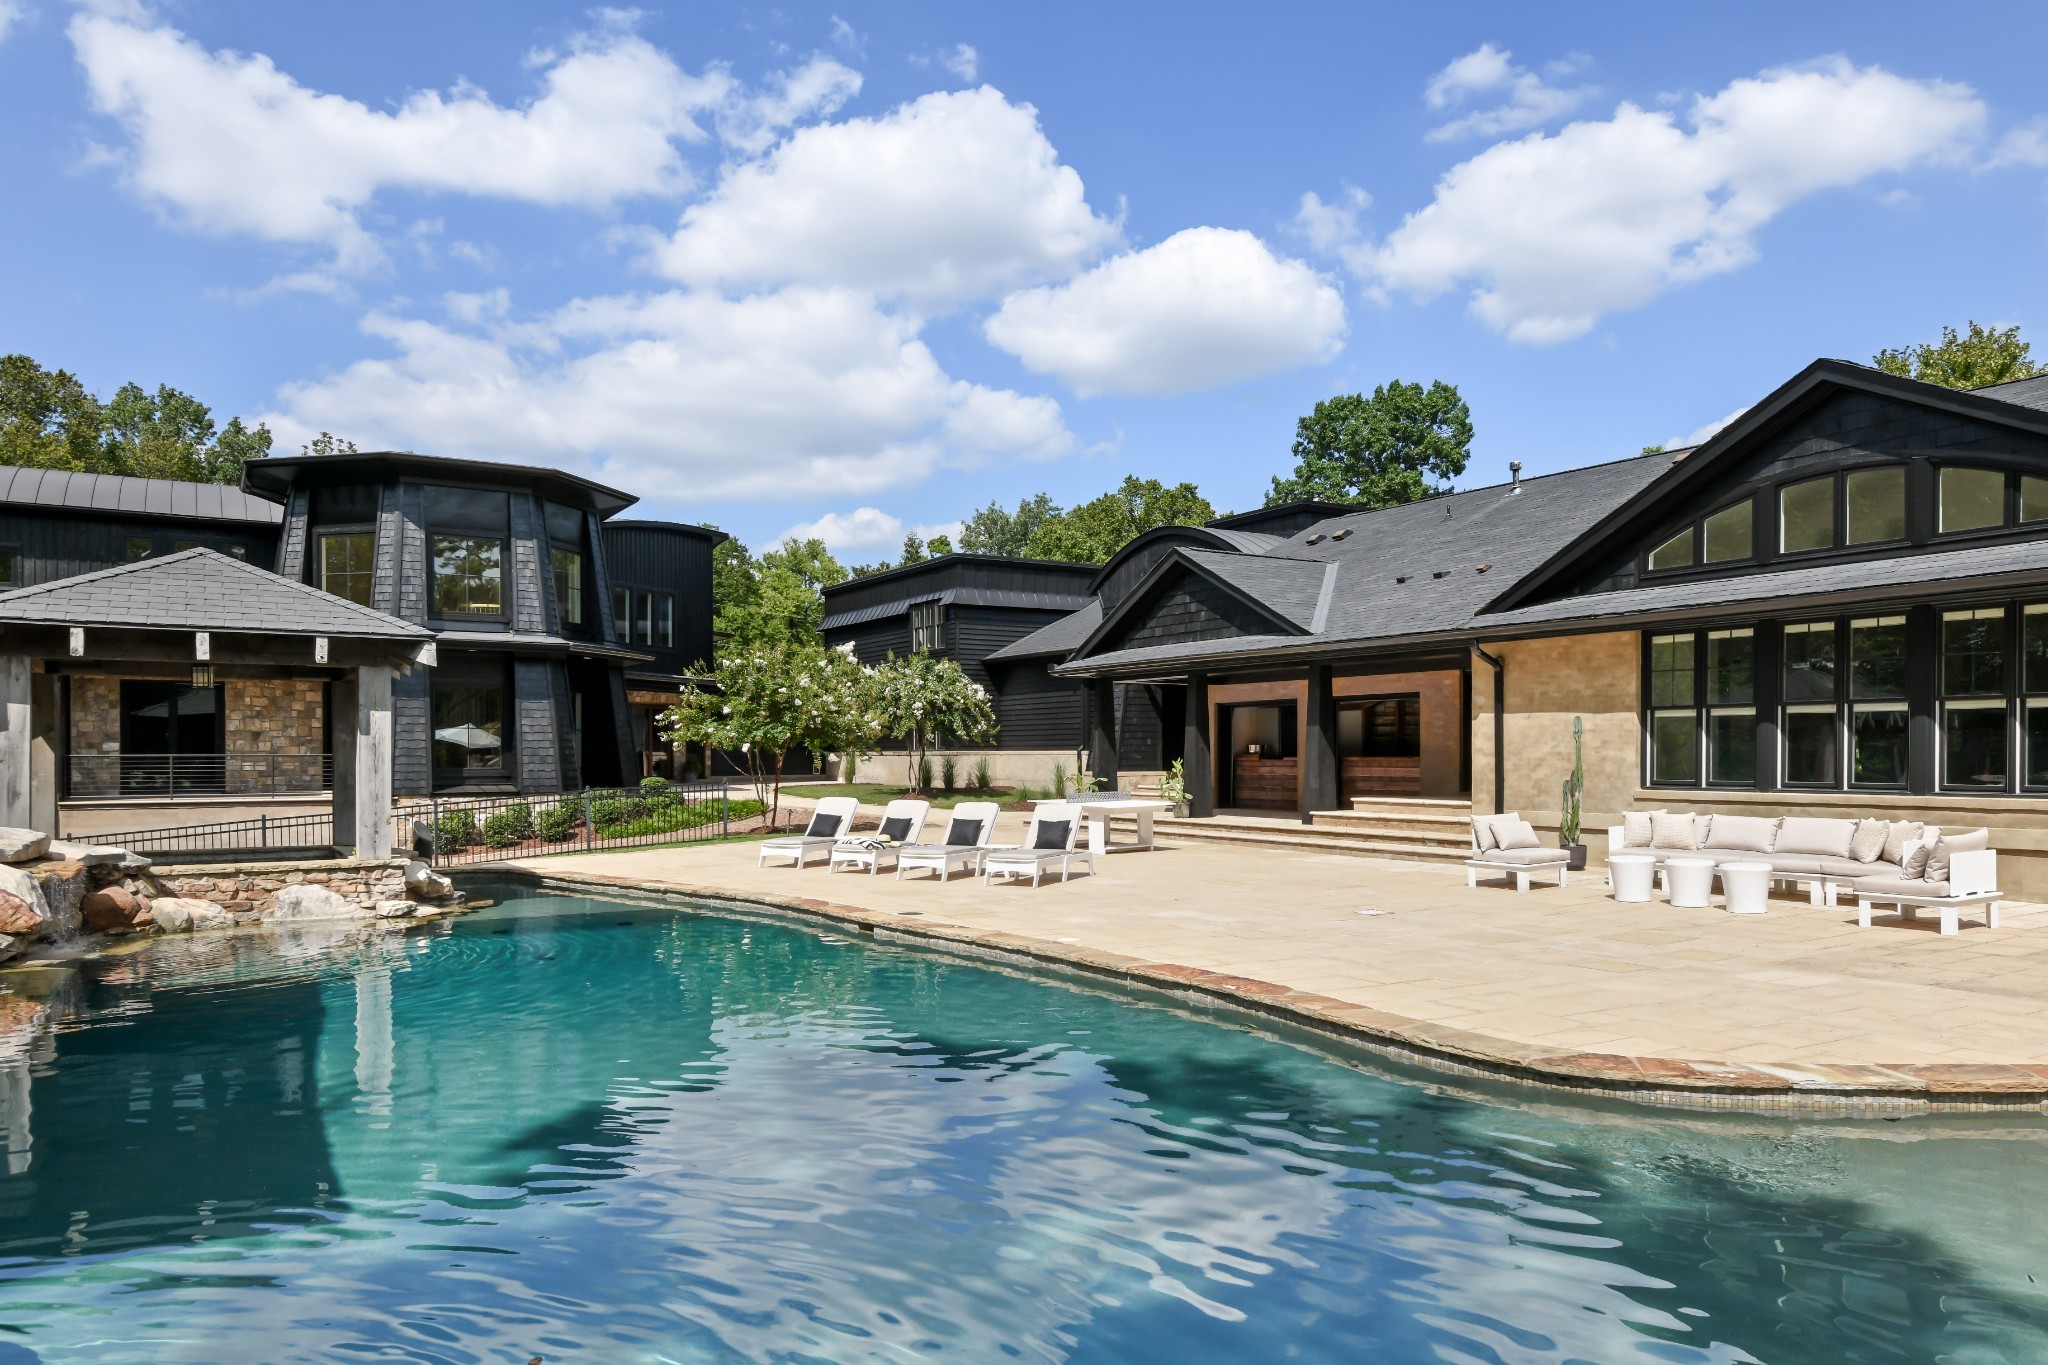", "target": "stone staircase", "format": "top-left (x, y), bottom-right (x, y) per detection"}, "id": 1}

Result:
top-left (1105, 795), bottom-right (1474, 863)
